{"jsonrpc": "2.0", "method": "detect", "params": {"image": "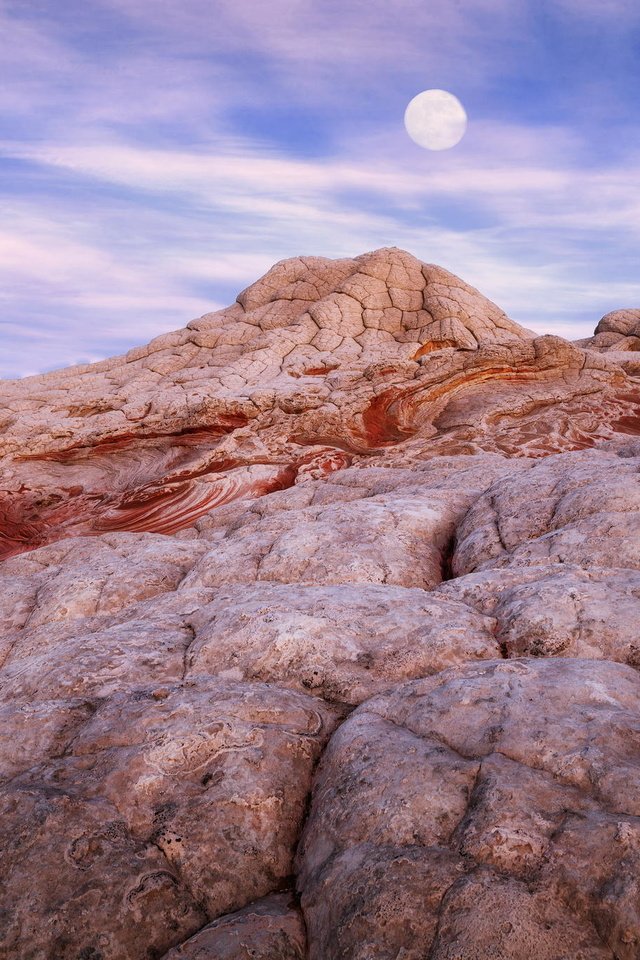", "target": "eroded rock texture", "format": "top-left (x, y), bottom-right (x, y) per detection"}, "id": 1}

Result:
top-left (298, 658), bottom-right (640, 959)
top-left (1, 247), bottom-right (640, 958)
